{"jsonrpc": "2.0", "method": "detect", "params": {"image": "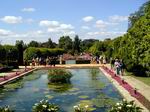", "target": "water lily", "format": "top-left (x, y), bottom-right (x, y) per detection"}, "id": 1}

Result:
top-left (126, 104), bottom-right (132, 107)
top-left (118, 106), bottom-right (121, 109)
top-left (85, 105), bottom-right (89, 108)
top-left (116, 103), bottom-right (120, 106)
top-left (42, 105), bottom-right (47, 108)
top-left (73, 106), bottom-right (78, 108)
